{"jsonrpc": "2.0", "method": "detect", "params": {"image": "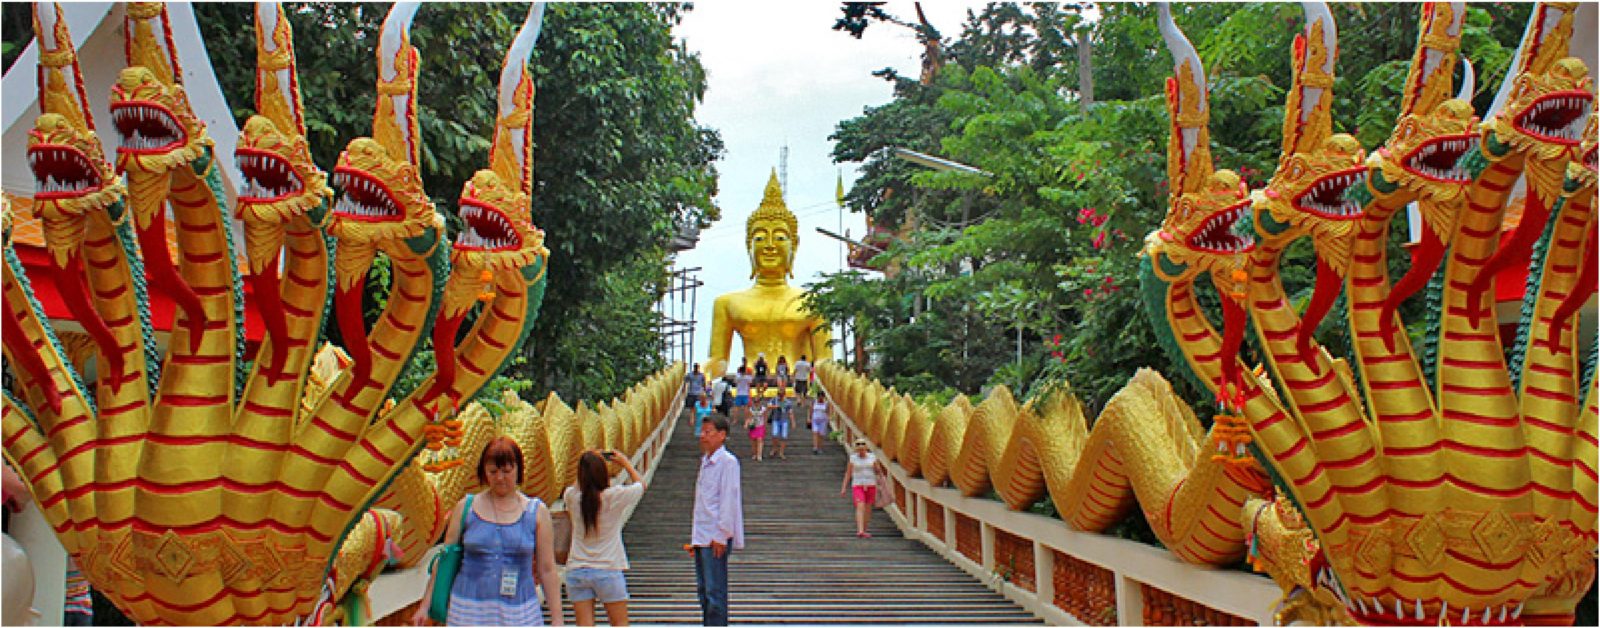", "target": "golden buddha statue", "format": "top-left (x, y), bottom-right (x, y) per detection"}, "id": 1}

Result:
top-left (705, 171), bottom-right (833, 378)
